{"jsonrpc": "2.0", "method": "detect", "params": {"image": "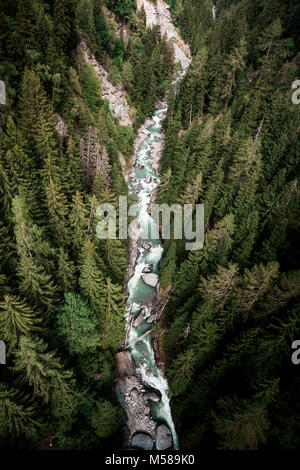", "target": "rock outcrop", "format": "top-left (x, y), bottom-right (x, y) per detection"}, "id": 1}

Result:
top-left (142, 273), bottom-right (159, 287)
top-left (156, 424), bottom-right (173, 450)
top-left (133, 309), bottom-right (145, 328)
top-left (115, 351), bottom-right (136, 378)
top-left (80, 40), bottom-right (134, 127)
top-left (137, 0), bottom-right (192, 69)
top-left (132, 432), bottom-right (154, 450)
top-left (116, 376), bottom-right (156, 439)
top-left (142, 265), bottom-right (153, 274)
